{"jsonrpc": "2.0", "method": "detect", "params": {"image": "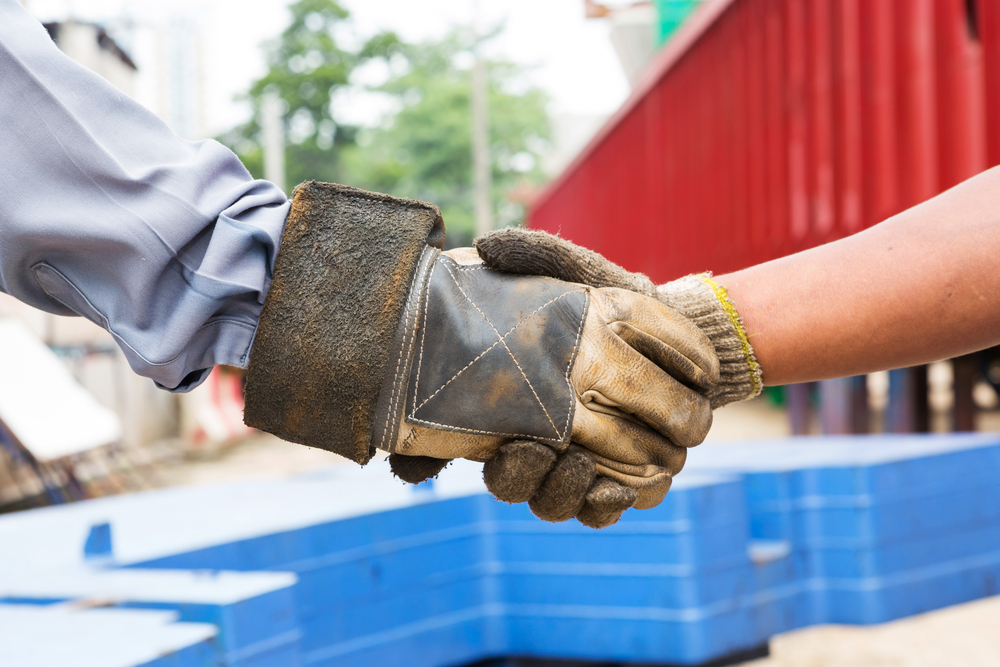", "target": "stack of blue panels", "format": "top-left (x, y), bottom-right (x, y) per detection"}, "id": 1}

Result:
top-left (686, 434), bottom-right (1000, 625)
top-left (1, 433), bottom-right (999, 667)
